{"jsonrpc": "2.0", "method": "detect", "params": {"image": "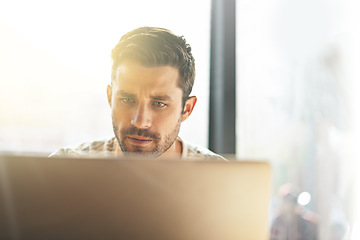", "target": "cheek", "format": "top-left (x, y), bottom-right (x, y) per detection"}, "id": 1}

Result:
top-left (111, 105), bottom-right (129, 126)
top-left (152, 109), bottom-right (182, 129)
